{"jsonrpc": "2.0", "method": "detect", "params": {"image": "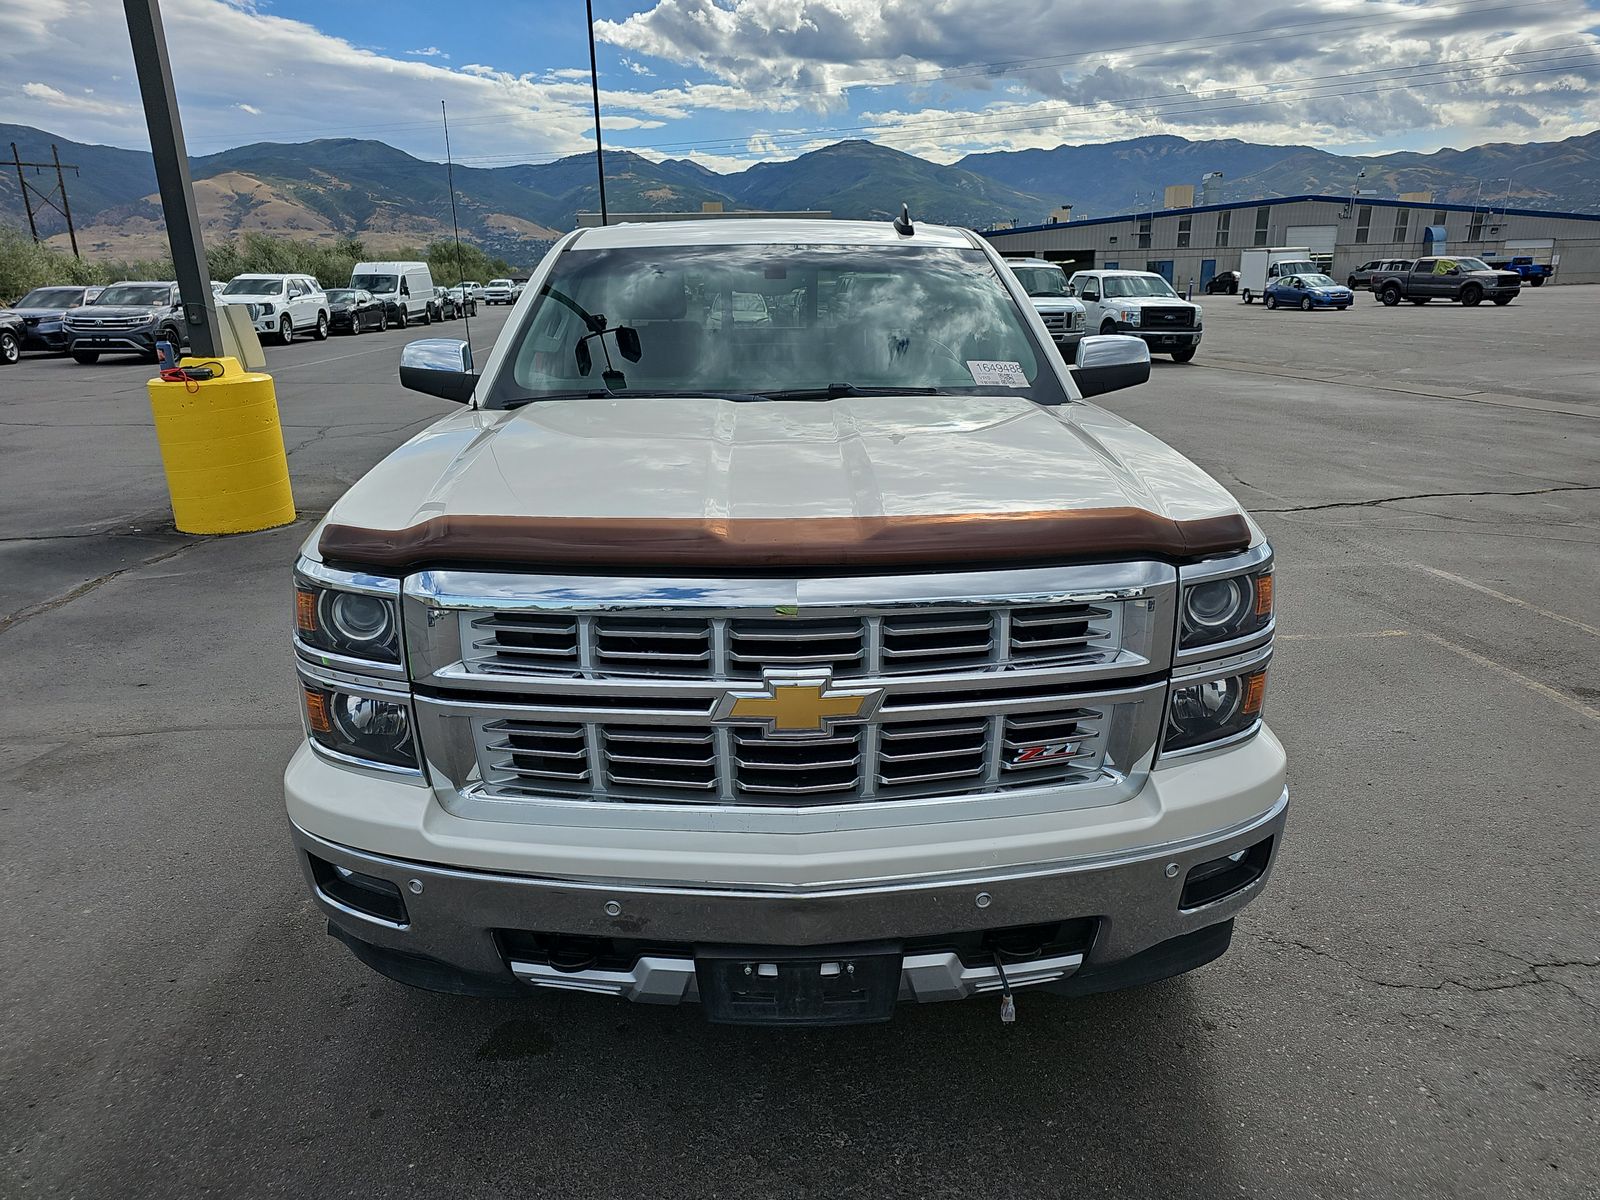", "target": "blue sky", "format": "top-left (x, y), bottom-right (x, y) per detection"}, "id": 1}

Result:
top-left (4, 0), bottom-right (1600, 176)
